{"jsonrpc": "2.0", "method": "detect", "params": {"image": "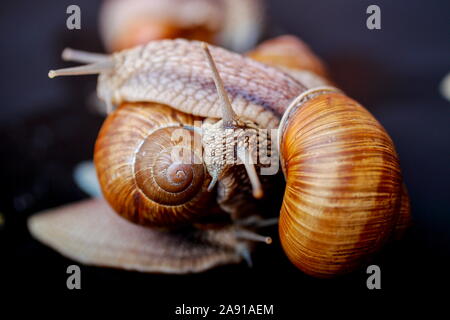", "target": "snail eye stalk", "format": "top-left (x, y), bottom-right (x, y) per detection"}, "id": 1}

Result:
top-left (48, 48), bottom-right (113, 78)
top-left (202, 43), bottom-right (237, 128)
top-left (48, 60), bottom-right (114, 78)
top-left (202, 43), bottom-right (263, 199)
